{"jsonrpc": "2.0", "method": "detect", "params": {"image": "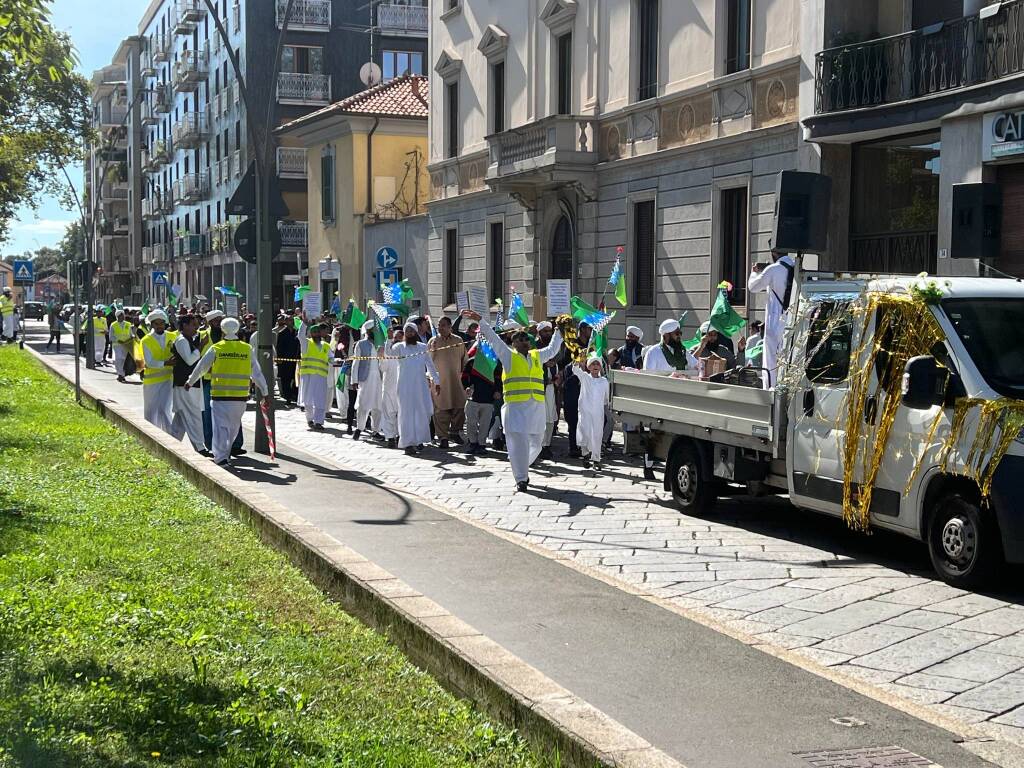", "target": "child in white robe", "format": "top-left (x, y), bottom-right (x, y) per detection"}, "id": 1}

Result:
top-left (572, 355), bottom-right (610, 471)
